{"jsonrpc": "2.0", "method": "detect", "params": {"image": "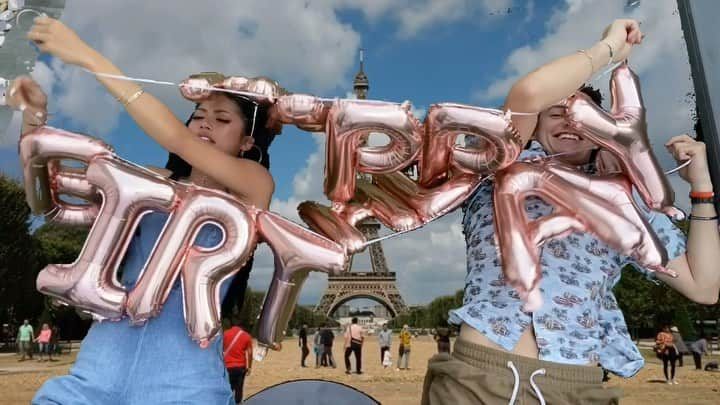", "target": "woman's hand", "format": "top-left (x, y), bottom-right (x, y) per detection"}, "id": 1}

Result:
top-left (666, 134), bottom-right (714, 192)
top-left (28, 17), bottom-right (98, 69)
top-left (6, 76), bottom-right (48, 125)
top-left (601, 19), bottom-right (644, 63)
